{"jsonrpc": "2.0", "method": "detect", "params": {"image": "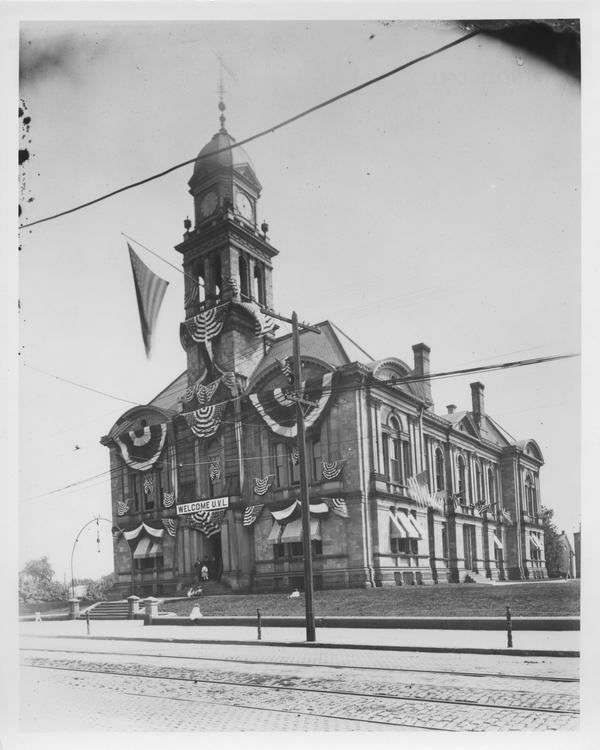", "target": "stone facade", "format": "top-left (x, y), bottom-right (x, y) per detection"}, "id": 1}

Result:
top-left (102, 115), bottom-right (548, 598)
